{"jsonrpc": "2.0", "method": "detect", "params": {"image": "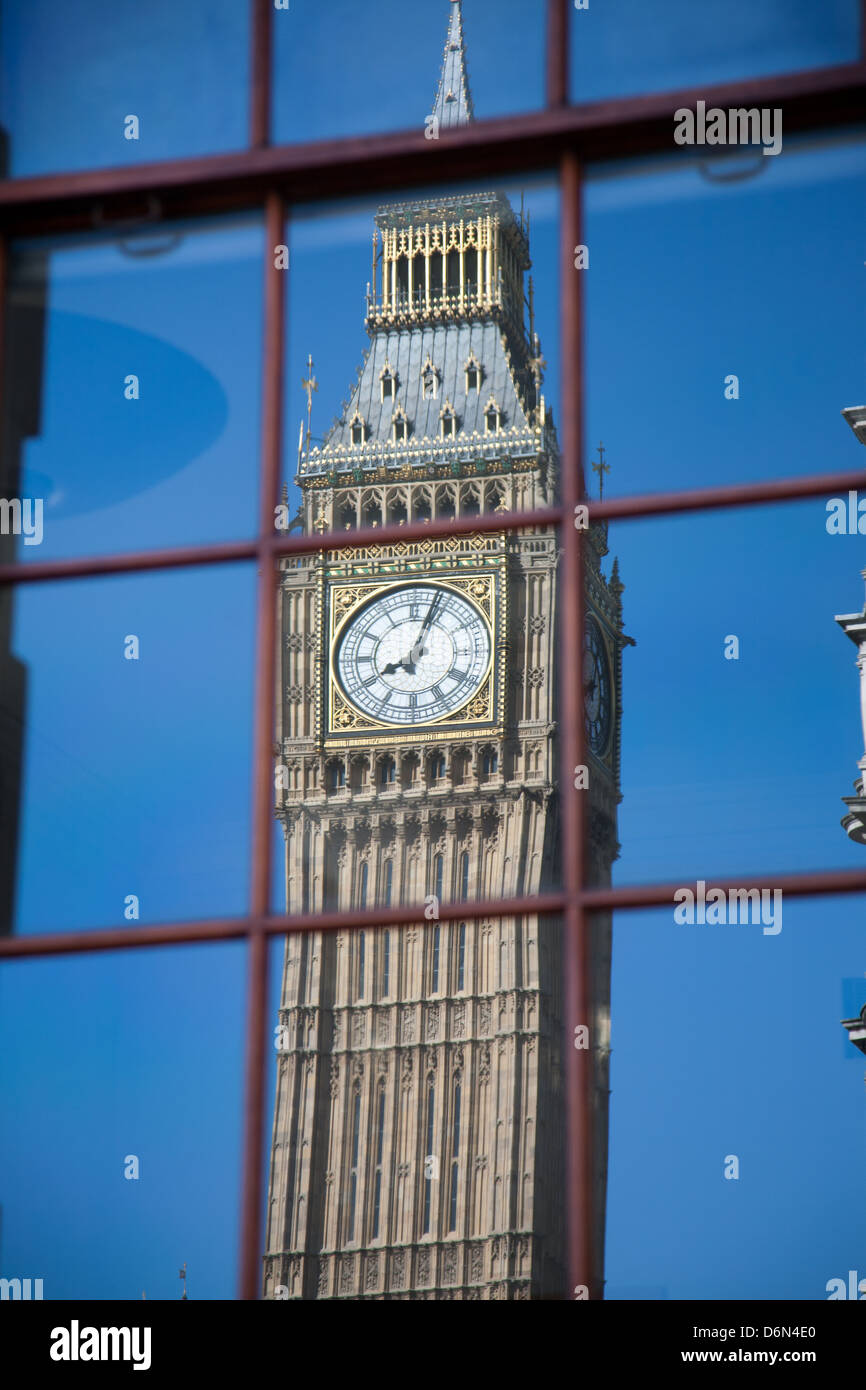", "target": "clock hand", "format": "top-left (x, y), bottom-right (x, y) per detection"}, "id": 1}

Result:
top-left (380, 652), bottom-right (418, 676)
top-left (379, 596), bottom-right (442, 675)
top-left (411, 593), bottom-right (442, 660)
